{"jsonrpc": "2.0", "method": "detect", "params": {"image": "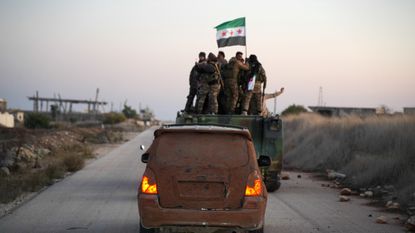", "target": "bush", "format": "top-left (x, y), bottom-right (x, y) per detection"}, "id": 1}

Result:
top-left (122, 104), bottom-right (137, 118)
top-left (45, 163), bottom-right (66, 180)
top-left (281, 104), bottom-right (308, 116)
top-left (24, 113), bottom-right (51, 129)
top-left (103, 112), bottom-right (126, 125)
top-left (63, 153), bottom-right (85, 172)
